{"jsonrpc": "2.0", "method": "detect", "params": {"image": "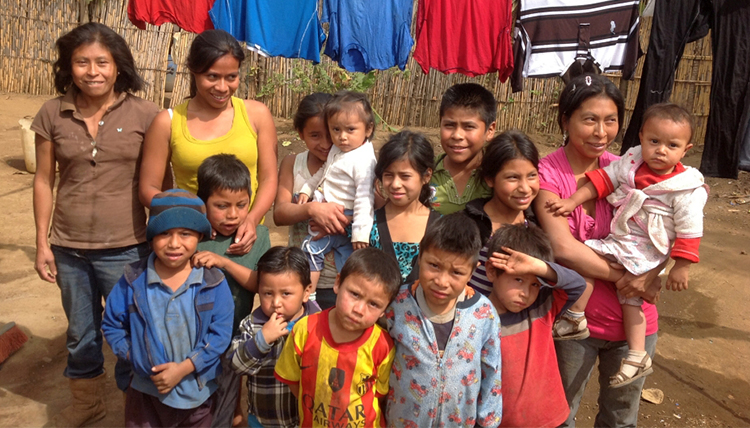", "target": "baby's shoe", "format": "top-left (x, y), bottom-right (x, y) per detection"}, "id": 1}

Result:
top-left (609, 351), bottom-right (653, 388)
top-left (553, 310), bottom-right (590, 340)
